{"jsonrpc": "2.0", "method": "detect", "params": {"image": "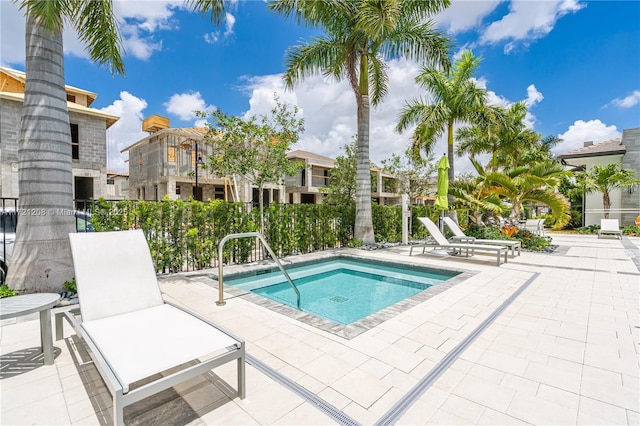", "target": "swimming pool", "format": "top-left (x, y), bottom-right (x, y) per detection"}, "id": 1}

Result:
top-left (224, 257), bottom-right (459, 325)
